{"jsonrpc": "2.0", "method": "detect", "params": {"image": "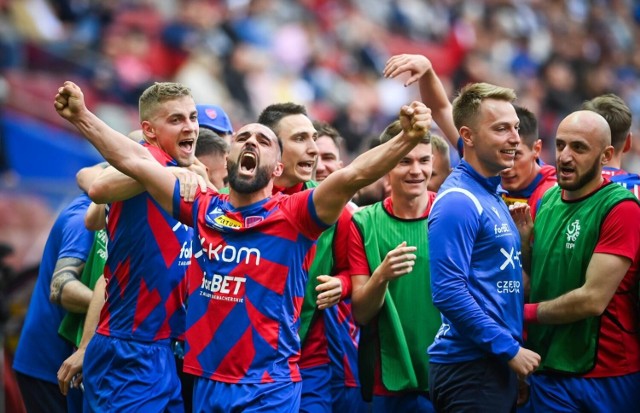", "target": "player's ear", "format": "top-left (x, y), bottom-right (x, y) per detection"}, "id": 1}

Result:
top-left (273, 161), bottom-right (284, 178)
top-left (601, 145), bottom-right (614, 165)
top-left (623, 132), bottom-right (632, 153)
top-left (460, 126), bottom-right (473, 147)
top-left (532, 139), bottom-right (542, 158)
top-left (141, 121), bottom-right (155, 143)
